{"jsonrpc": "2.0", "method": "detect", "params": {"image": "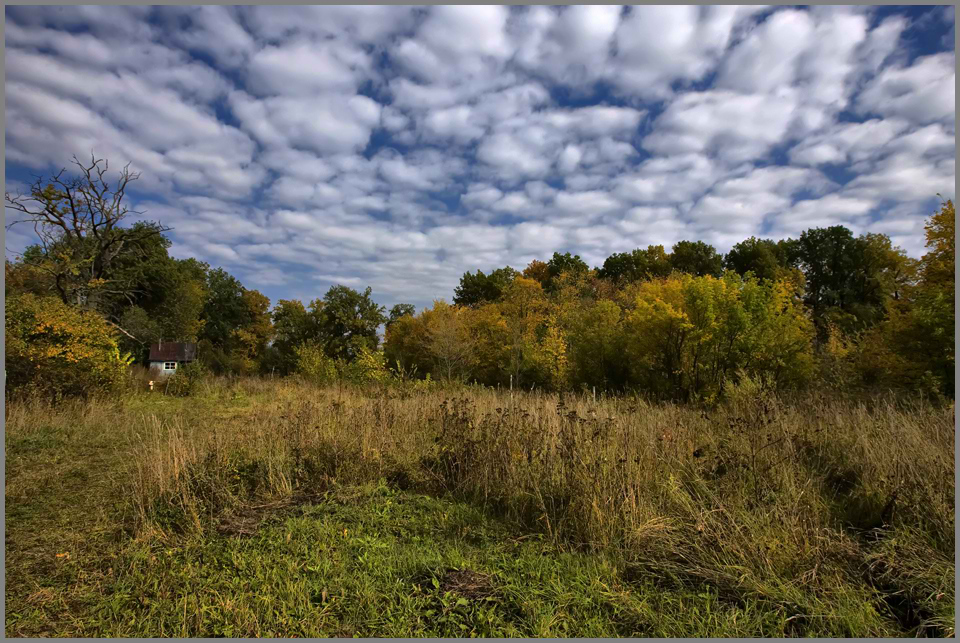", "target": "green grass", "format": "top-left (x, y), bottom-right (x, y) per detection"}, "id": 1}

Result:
top-left (5, 378), bottom-right (955, 637)
top-left (13, 479), bottom-right (839, 638)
